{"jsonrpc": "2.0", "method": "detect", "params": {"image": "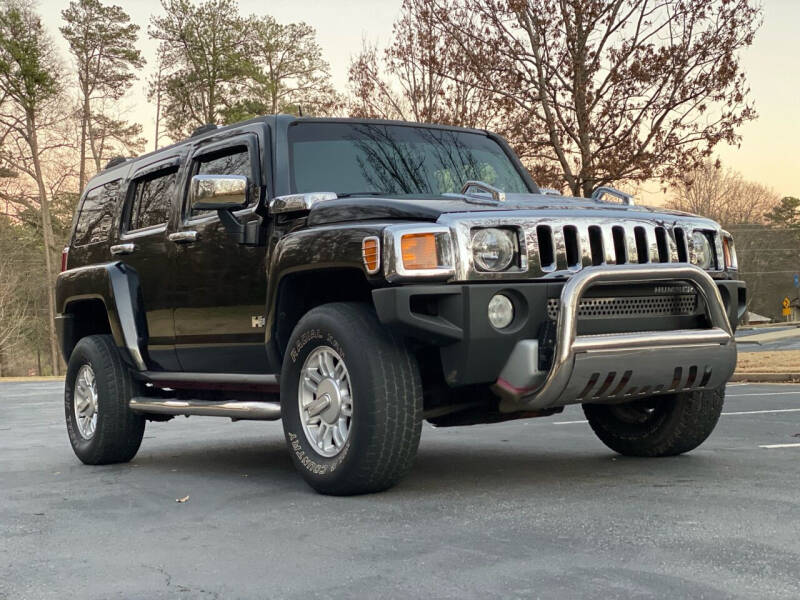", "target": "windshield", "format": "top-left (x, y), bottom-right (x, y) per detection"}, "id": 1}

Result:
top-left (289, 122), bottom-right (530, 197)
